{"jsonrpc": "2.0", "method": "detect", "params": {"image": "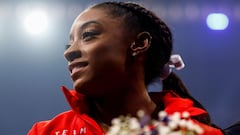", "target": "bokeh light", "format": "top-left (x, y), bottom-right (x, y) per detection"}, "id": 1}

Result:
top-left (23, 9), bottom-right (49, 35)
top-left (206, 13), bottom-right (229, 30)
